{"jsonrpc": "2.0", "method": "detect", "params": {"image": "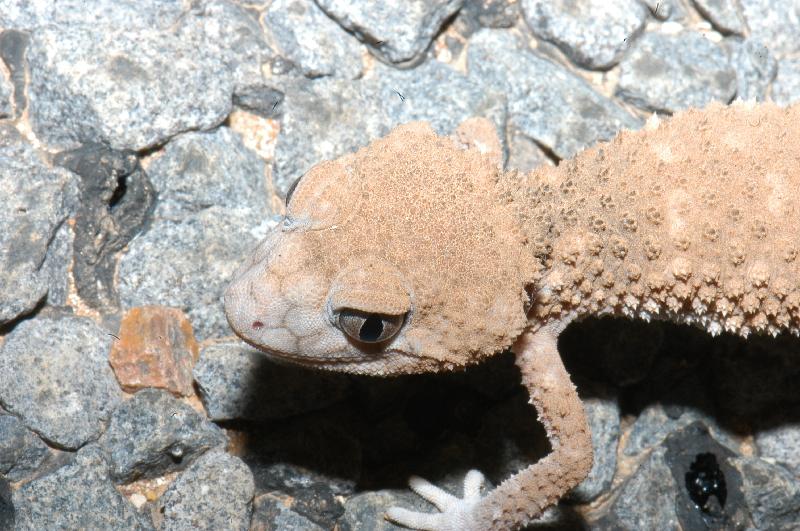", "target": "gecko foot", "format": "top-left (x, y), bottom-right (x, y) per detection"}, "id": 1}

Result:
top-left (386, 469), bottom-right (485, 531)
